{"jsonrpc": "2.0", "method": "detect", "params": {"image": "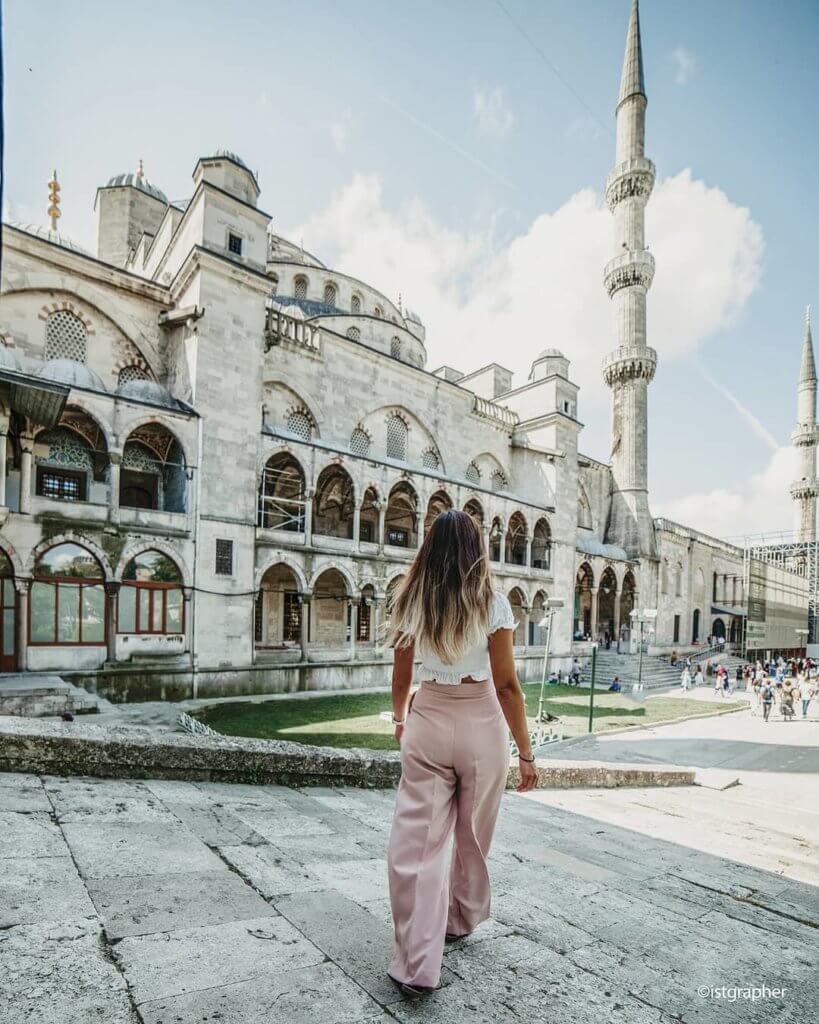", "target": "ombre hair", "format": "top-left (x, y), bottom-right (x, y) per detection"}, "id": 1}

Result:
top-left (389, 509), bottom-right (494, 663)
